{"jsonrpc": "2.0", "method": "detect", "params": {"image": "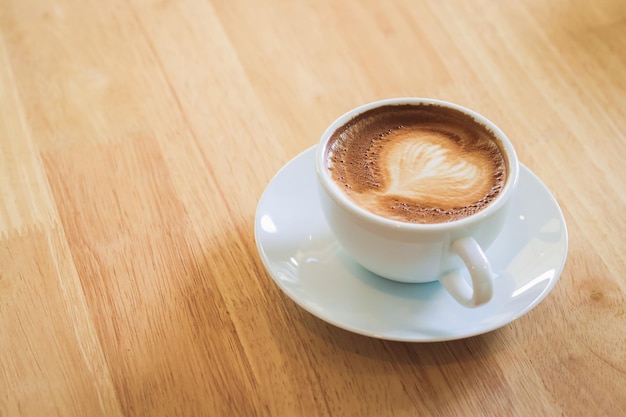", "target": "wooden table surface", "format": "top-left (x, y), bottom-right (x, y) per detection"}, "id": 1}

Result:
top-left (1, 0), bottom-right (625, 416)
